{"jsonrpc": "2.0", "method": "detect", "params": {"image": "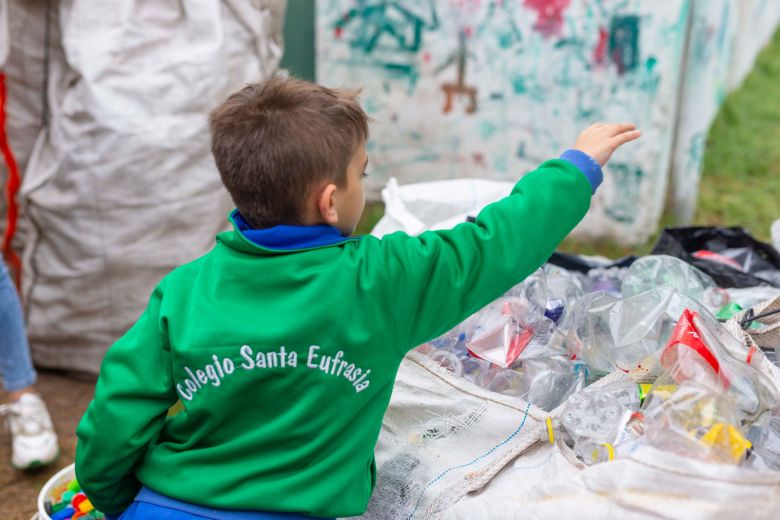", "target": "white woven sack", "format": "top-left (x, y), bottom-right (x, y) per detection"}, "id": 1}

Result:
top-left (19, 0), bottom-right (285, 373)
top-left (356, 297), bottom-right (780, 519)
top-left (351, 351), bottom-right (625, 520)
